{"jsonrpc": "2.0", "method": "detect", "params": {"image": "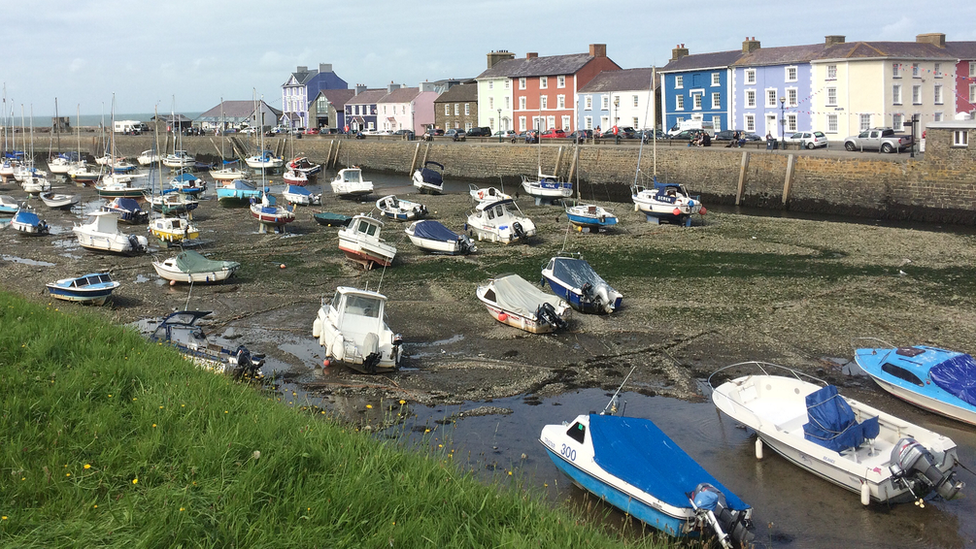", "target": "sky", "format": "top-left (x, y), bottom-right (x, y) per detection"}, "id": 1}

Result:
top-left (4, 0), bottom-right (975, 118)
